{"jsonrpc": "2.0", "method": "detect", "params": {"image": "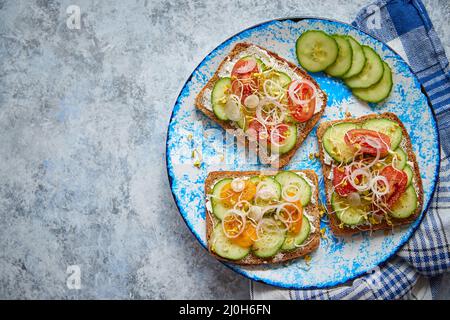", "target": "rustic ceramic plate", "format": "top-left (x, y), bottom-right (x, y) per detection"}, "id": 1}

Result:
top-left (166, 18), bottom-right (440, 289)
